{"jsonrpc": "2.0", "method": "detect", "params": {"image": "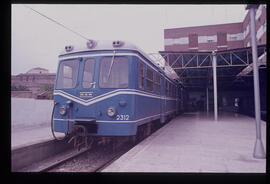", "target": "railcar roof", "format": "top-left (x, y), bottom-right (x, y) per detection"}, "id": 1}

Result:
top-left (59, 40), bottom-right (179, 81)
